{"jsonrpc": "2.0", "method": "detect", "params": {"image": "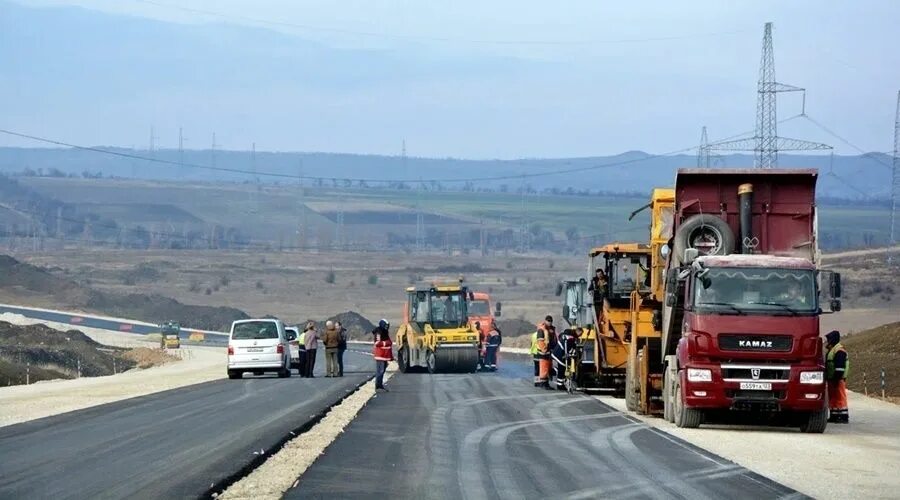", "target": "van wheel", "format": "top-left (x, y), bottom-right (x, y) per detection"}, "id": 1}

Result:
top-left (278, 364), bottom-right (290, 378)
top-left (228, 370), bottom-right (241, 380)
top-left (673, 376), bottom-right (702, 428)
